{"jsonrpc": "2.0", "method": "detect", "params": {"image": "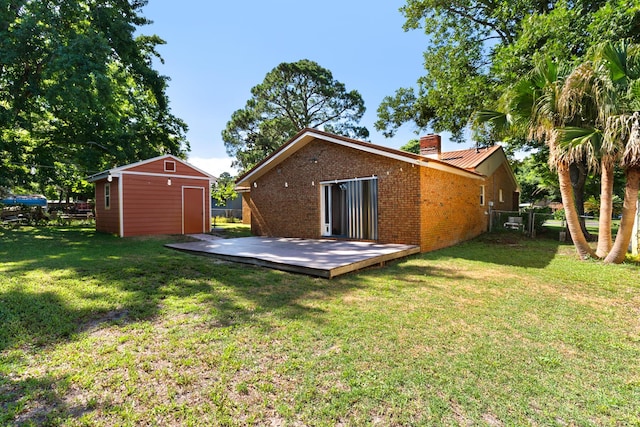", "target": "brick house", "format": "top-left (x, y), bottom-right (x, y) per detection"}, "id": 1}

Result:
top-left (236, 128), bottom-right (519, 252)
top-left (88, 155), bottom-right (216, 237)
